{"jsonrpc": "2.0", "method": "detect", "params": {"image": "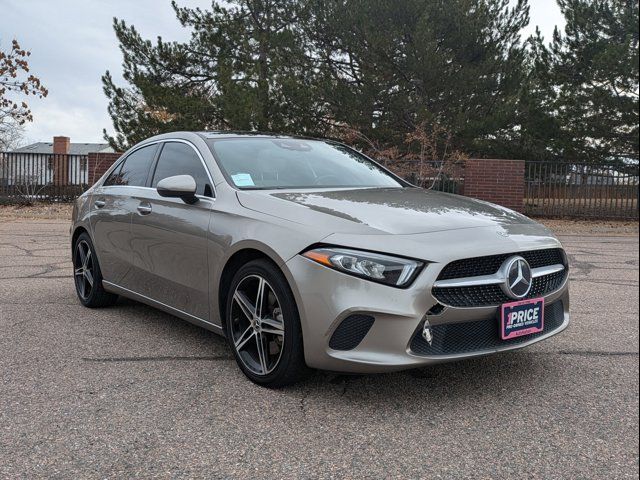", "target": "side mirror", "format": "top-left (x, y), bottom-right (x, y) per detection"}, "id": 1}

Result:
top-left (156, 175), bottom-right (198, 204)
